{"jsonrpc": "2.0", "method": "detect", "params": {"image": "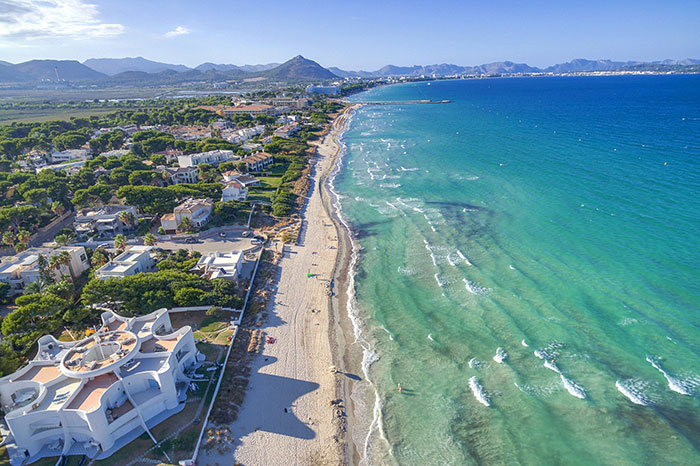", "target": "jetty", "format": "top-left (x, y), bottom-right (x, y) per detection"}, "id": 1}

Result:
top-left (346, 99), bottom-right (451, 105)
